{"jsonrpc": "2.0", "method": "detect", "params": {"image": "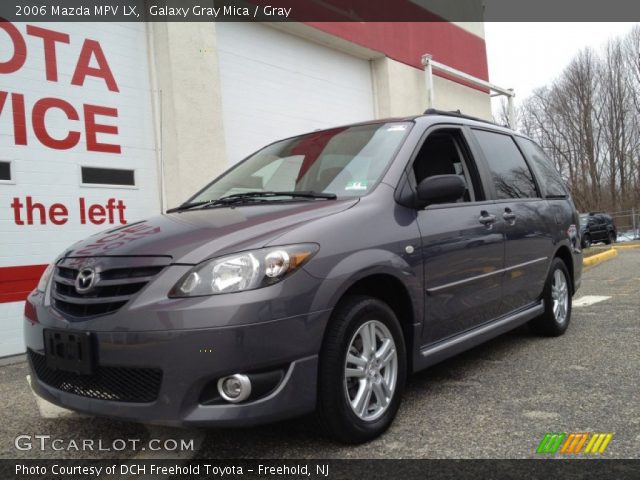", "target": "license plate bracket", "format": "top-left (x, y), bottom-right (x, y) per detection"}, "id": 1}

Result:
top-left (44, 329), bottom-right (95, 375)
